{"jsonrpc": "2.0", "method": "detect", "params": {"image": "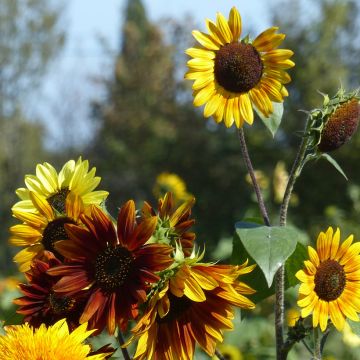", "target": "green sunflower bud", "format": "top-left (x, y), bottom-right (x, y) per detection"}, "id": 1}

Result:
top-left (318, 98), bottom-right (360, 152)
top-left (308, 89), bottom-right (360, 153)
